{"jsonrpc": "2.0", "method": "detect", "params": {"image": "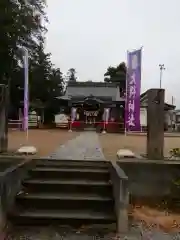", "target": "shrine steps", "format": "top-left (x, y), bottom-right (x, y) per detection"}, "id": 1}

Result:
top-left (8, 160), bottom-right (116, 227)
